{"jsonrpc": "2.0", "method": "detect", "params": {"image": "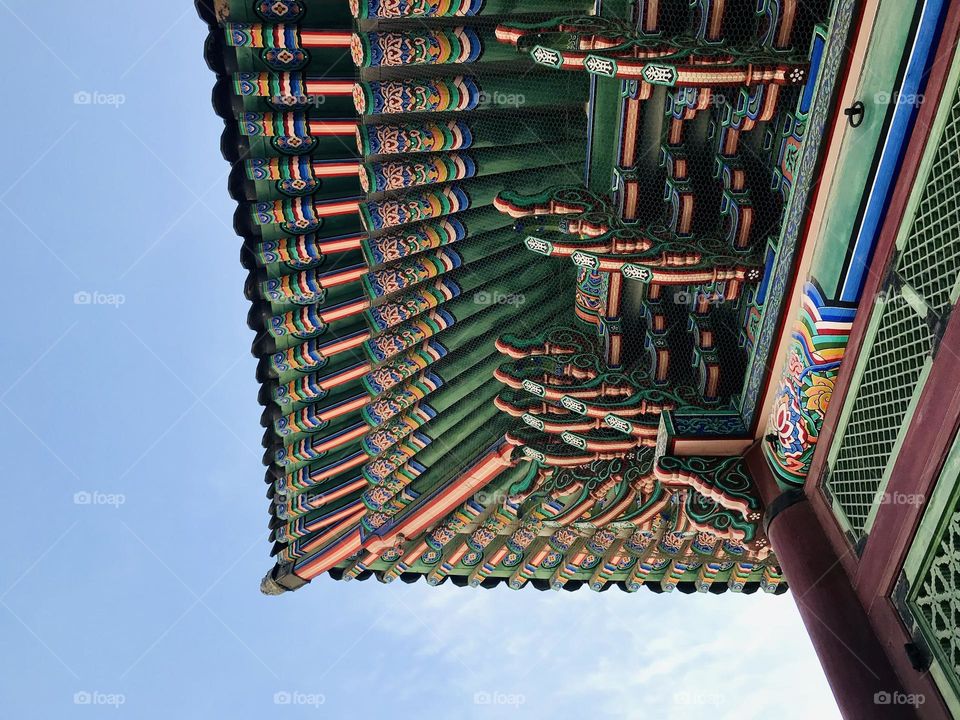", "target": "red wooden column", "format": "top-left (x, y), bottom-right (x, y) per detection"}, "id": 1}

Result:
top-left (788, 3), bottom-right (960, 714)
top-left (746, 449), bottom-right (915, 719)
